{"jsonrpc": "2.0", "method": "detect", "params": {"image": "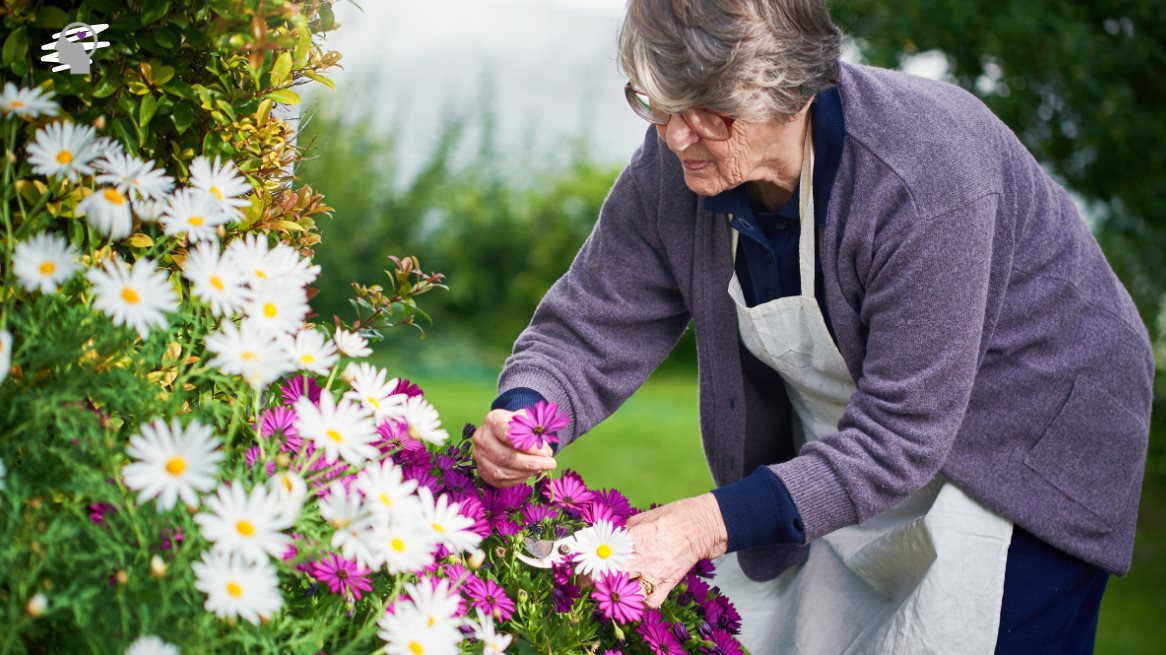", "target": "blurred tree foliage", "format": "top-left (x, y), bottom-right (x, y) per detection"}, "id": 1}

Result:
top-left (833, 0), bottom-right (1165, 458)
